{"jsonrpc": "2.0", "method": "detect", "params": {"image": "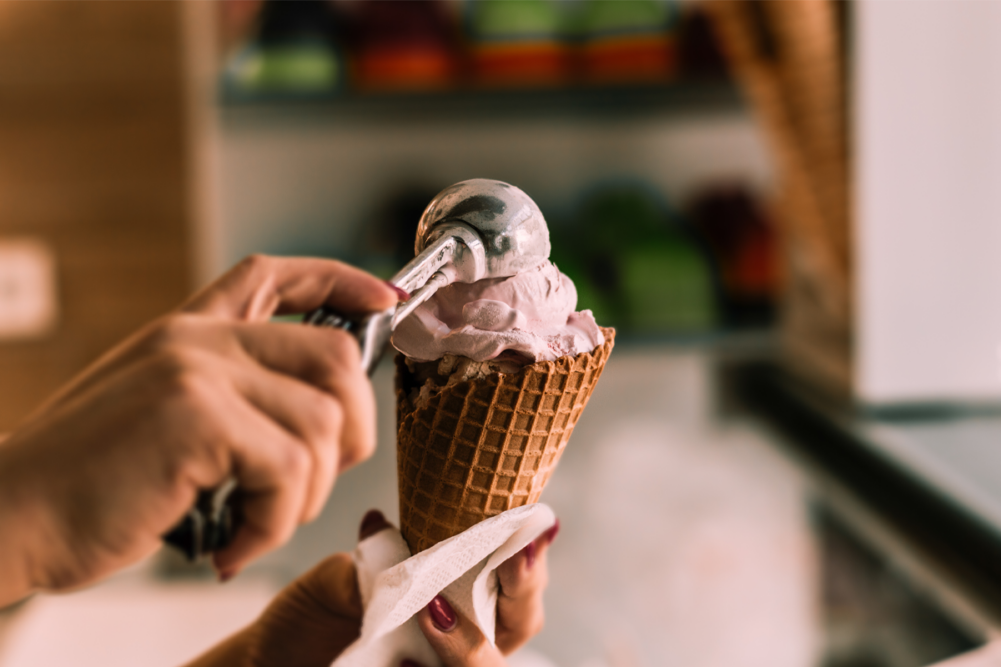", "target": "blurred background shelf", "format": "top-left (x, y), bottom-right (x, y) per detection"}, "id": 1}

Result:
top-left (220, 79), bottom-right (743, 119)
